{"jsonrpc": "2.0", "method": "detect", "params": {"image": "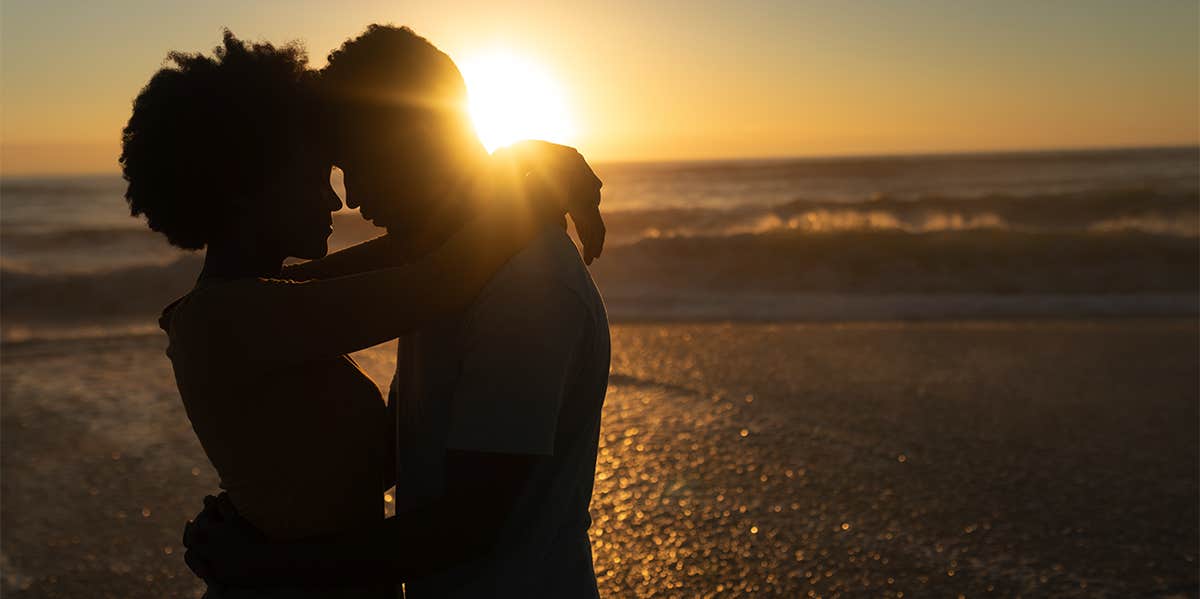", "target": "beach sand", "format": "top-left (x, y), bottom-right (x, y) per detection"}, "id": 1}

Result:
top-left (2, 319), bottom-right (1197, 597)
